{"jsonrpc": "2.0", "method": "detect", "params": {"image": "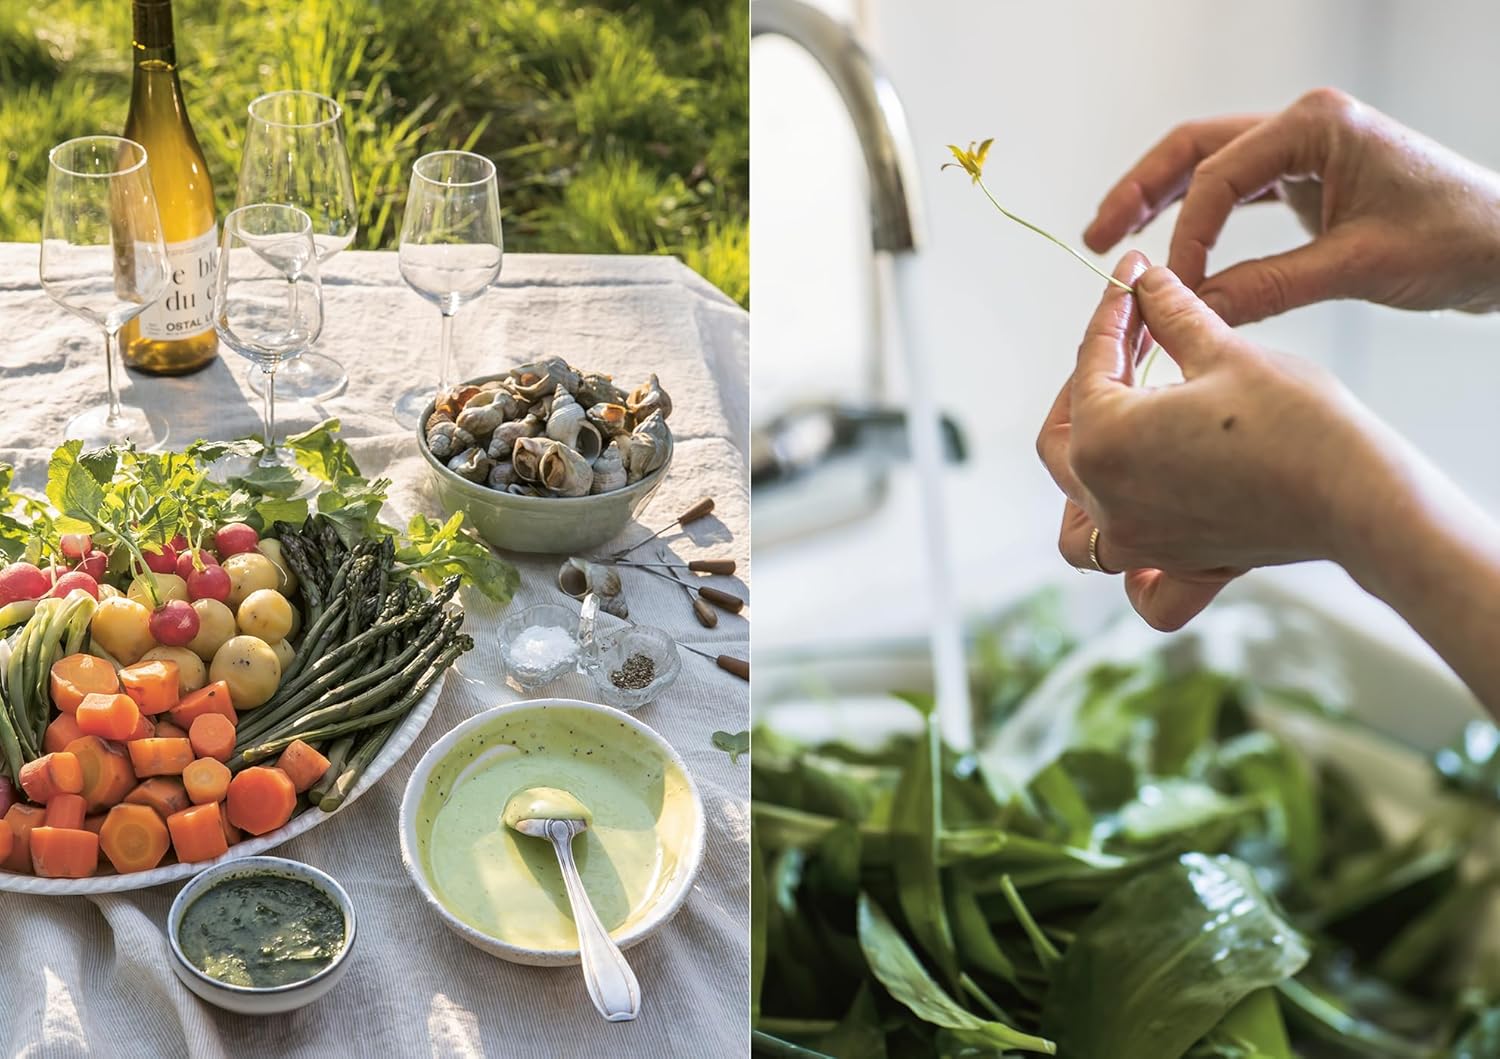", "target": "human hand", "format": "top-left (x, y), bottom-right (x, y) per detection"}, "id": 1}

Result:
top-left (1083, 88), bottom-right (1500, 325)
top-left (1037, 252), bottom-right (1399, 630)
